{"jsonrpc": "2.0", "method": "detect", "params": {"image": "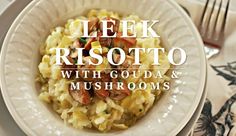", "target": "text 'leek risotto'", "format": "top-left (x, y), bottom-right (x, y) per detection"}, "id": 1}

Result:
top-left (36, 9), bottom-right (171, 132)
